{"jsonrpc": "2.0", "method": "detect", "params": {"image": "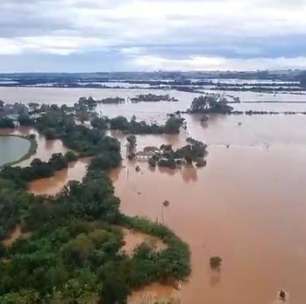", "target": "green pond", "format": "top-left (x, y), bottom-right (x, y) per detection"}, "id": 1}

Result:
top-left (0, 136), bottom-right (31, 167)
